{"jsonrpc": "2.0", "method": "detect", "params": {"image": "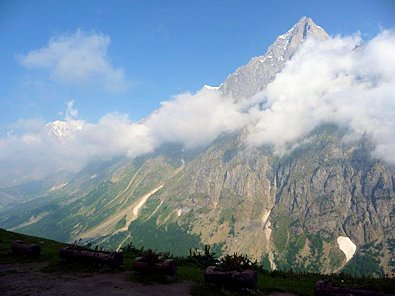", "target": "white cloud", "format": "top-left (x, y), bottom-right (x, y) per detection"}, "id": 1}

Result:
top-left (0, 87), bottom-right (245, 185)
top-left (72, 113), bottom-right (154, 159)
top-left (65, 100), bottom-right (78, 120)
top-left (19, 30), bottom-right (130, 92)
top-left (246, 31), bottom-right (395, 163)
top-left (145, 86), bottom-right (247, 148)
top-left (0, 107), bottom-right (154, 185)
top-left (2, 30), bottom-right (395, 185)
